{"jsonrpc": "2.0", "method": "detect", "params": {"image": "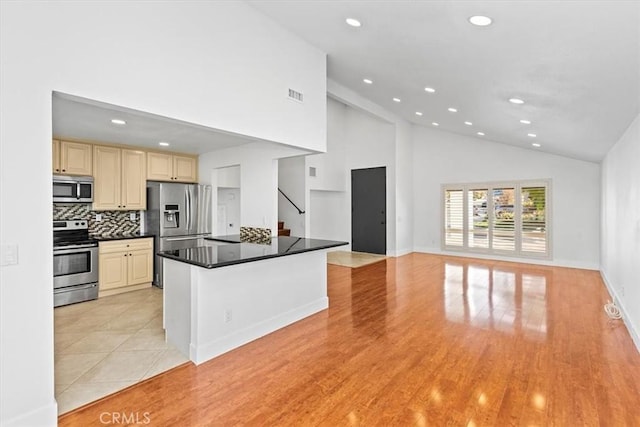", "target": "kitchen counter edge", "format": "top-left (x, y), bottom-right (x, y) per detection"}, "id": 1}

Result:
top-left (158, 237), bottom-right (347, 269)
top-left (92, 233), bottom-right (156, 241)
